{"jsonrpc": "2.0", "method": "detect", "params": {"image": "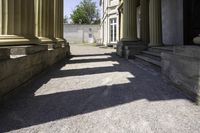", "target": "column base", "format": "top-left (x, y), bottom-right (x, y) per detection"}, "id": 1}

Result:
top-left (0, 35), bottom-right (40, 46)
top-left (117, 40), bottom-right (147, 59)
top-left (38, 37), bottom-right (57, 44)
